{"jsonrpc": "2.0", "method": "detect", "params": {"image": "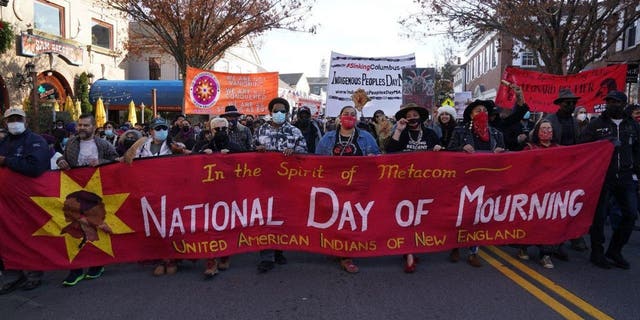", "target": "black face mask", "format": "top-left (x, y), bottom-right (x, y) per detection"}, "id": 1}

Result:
top-left (214, 132), bottom-right (229, 146)
top-left (228, 119), bottom-right (238, 128)
top-left (408, 119), bottom-right (420, 126)
top-left (298, 118), bottom-right (310, 126)
top-left (608, 105), bottom-right (625, 118)
top-left (183, 126), bottom-right (191, 132)
top-left (124, 138), bottom-right (137, 149)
